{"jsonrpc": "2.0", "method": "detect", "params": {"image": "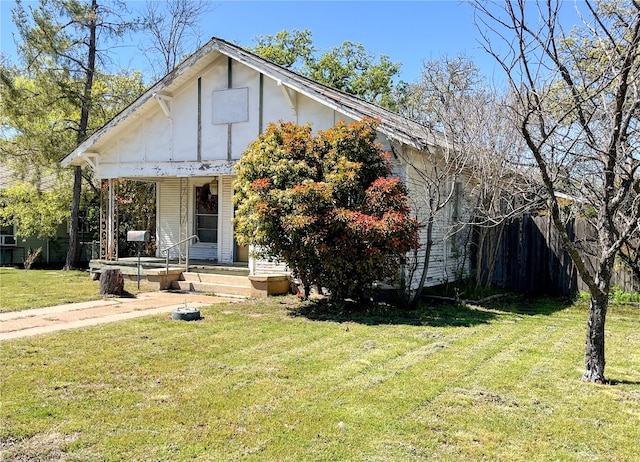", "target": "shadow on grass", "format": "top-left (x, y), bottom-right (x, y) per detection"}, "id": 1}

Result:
top-left (287, 298), bottom-right (498, 327)
top-left (287, 294), bottom-right (575, 326)
top-left (608, 378), bottom-right (640, 386)
top-left (477, 295), bottom-right (574, 316)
